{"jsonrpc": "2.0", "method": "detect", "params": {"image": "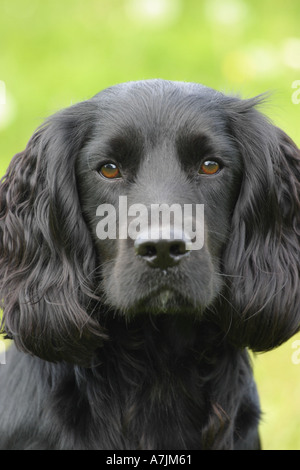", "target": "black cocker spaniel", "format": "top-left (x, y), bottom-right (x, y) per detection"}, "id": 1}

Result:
top-left (0, 80), bottom-right (299, 450)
